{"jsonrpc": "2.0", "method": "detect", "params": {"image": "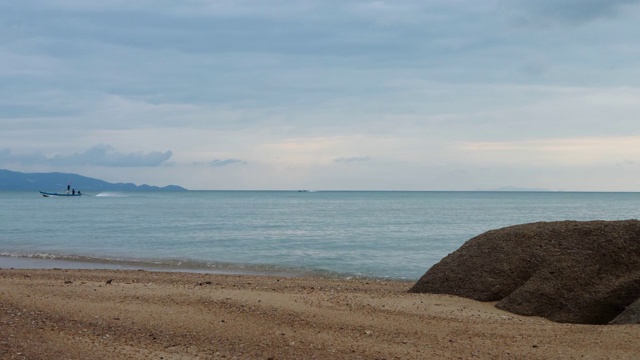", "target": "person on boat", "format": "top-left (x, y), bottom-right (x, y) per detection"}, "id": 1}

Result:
top-left (72, 189), bottom-right (76, 195)
top-left (67, 184), bottom-right (71, 194)
top-left (78, 190), bottom-right (81, 196)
